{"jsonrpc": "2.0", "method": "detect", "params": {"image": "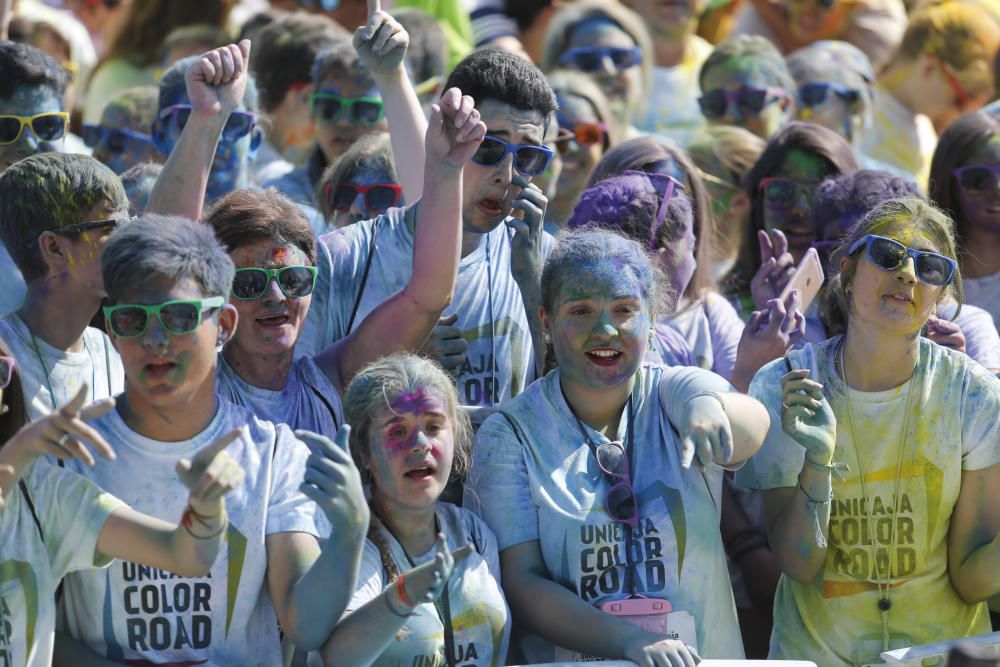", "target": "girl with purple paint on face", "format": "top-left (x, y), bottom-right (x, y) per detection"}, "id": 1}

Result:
top-left (467, 228), bottom-right (771, 664)
top-left (319, 353), bottom-right (510, 667)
